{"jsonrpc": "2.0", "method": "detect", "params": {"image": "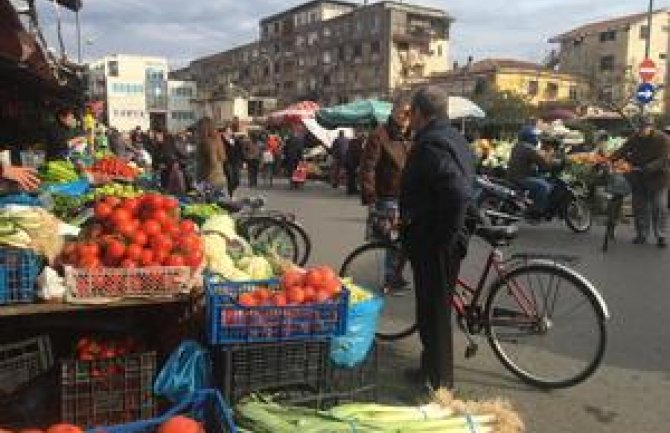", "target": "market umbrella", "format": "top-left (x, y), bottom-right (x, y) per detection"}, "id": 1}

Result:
top-left (316, 97), bottom-right (486, 128)
top-left (267, 100), bottom-right (320, 125)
